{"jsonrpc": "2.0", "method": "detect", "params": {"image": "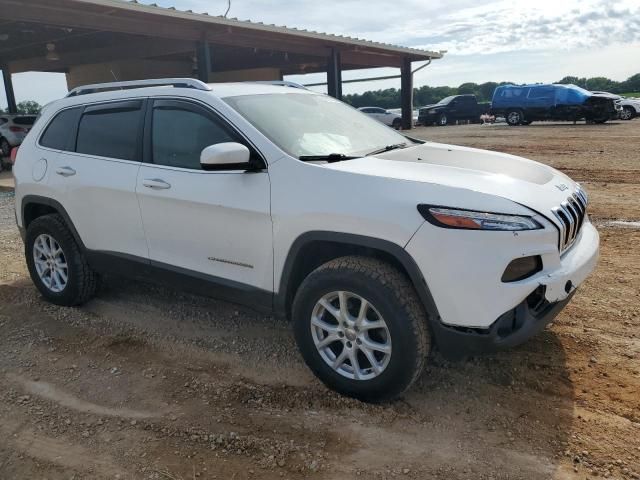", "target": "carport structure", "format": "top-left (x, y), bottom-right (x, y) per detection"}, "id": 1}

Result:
top-left (0, 0), bottom-right (441, 129)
